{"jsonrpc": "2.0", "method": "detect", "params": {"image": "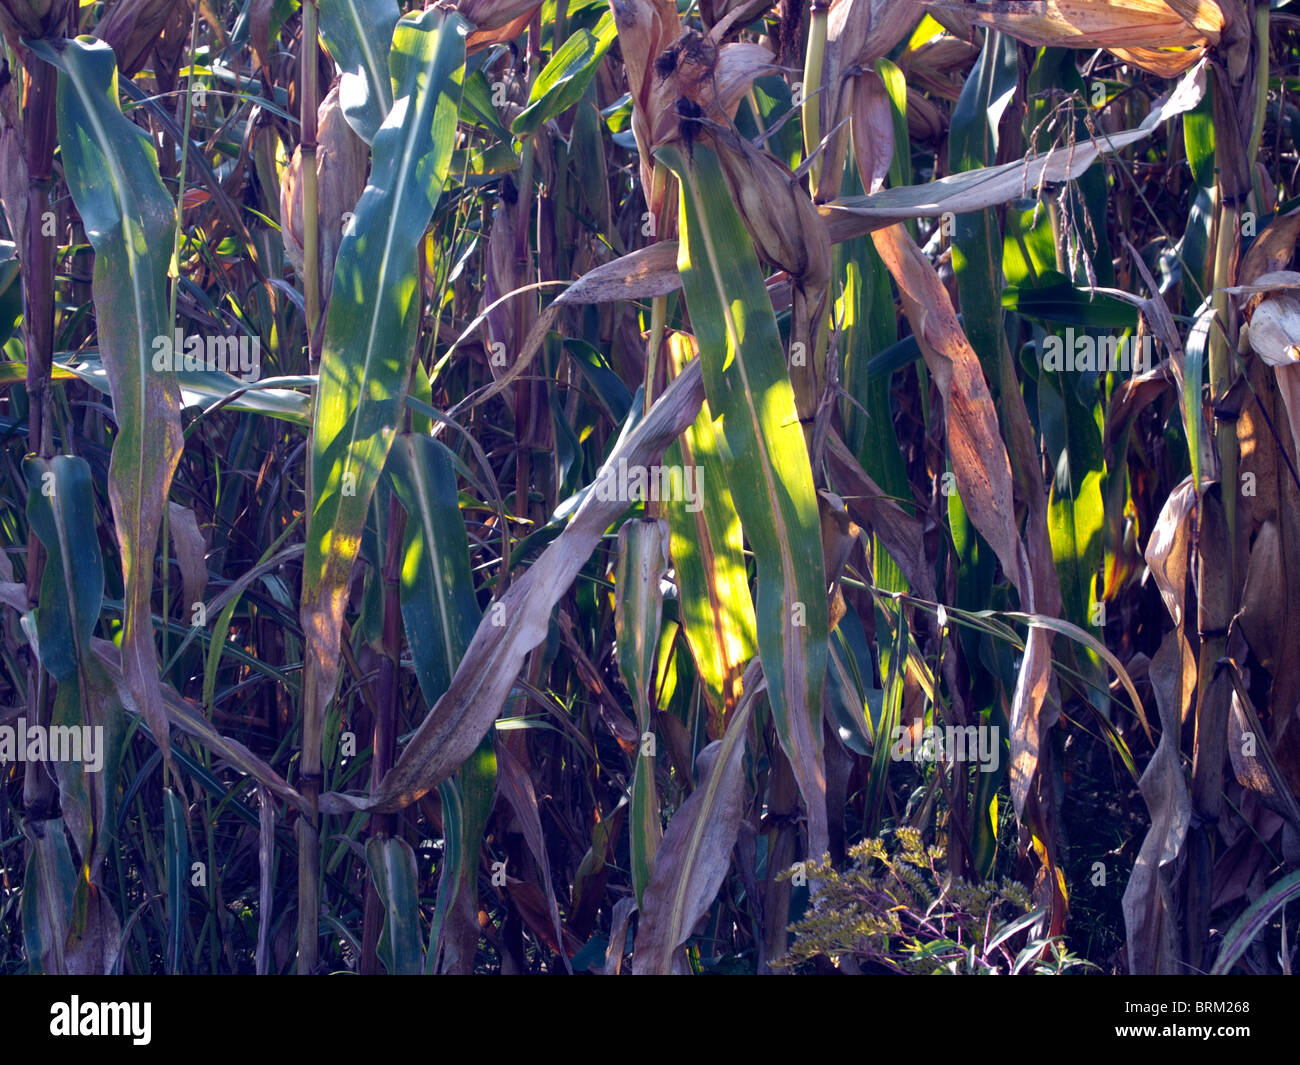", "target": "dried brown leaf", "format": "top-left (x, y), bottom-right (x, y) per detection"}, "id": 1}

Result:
top-left (926, 0), bottom-right (1219, 75)
top-left (1123, 628), bottom-right (1194, 974)
top-left (633, 661), bottom-right (764, 974)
